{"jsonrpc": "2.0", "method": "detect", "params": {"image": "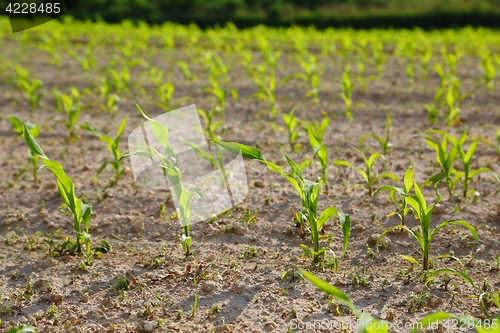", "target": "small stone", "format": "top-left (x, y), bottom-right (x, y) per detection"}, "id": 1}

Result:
top-left (80, 295), bottom-right (89, 303)
top-left (334, 279), bottom-right (344, 286)
top-left (427, 295), bottom-right (443, 308)
top-left (143, 321), bottom-right (156, 332)
top-left (433, 203), bottom-right (446, 214)
top-left (49, 294), bottom-right (64, 304)
top-left (214, 325), bottom-right (228, 333)
top-left (254, 181), bottom-right (265, 188)
top-left (233, 223), bottom-right (248, 235)
top-left (230, 282), bottom-right (246, 294)
top-left (200, 281), bottom-right (219, 294)
top-left (18, 316), bottom-right (28, 323)
top-left (133, 220), bottom-right (145, 233)
top-left (367, 234), bottom-right (381, 247)
top-left (33, 279), bottom-right (50, 291)
top-left (151, 232), bottom-right (161, 238)
top-left (264, 322), bottom-right (277, 331)
top-left (38, 210), bottom-right (48, 218)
